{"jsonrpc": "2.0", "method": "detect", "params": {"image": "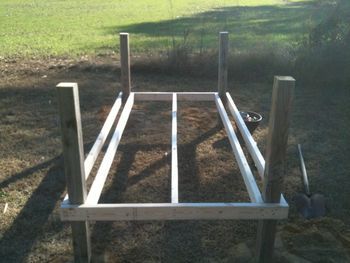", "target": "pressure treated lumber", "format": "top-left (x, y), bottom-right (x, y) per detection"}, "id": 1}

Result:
top-left (256, 76), bottom-right (295, 263)
top-left (84, 92), bottom-right (123, 178)
top-left (86, 93), bottom-right (134, 204)
top-left (61, 202), bottom-right (288, 221)
top-left (218, 32), bottom-right (229, 104)
top-left (226, 92), bottom-right (288, 205)
top-left (226, 92), bottom-right (265, 177)
top-left (56, 83), bottom-right (91, 262)
top-left (120, 33), bottom-right (131, 100)
top-left (215, 94), bottom-right (263, 203)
